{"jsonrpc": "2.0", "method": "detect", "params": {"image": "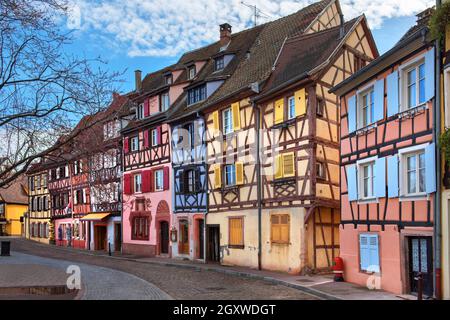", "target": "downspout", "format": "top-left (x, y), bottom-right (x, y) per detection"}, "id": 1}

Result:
top-left (254, 100), bottom-right (262, 270)
top-left (434, 0), bottom-right (443, 300)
